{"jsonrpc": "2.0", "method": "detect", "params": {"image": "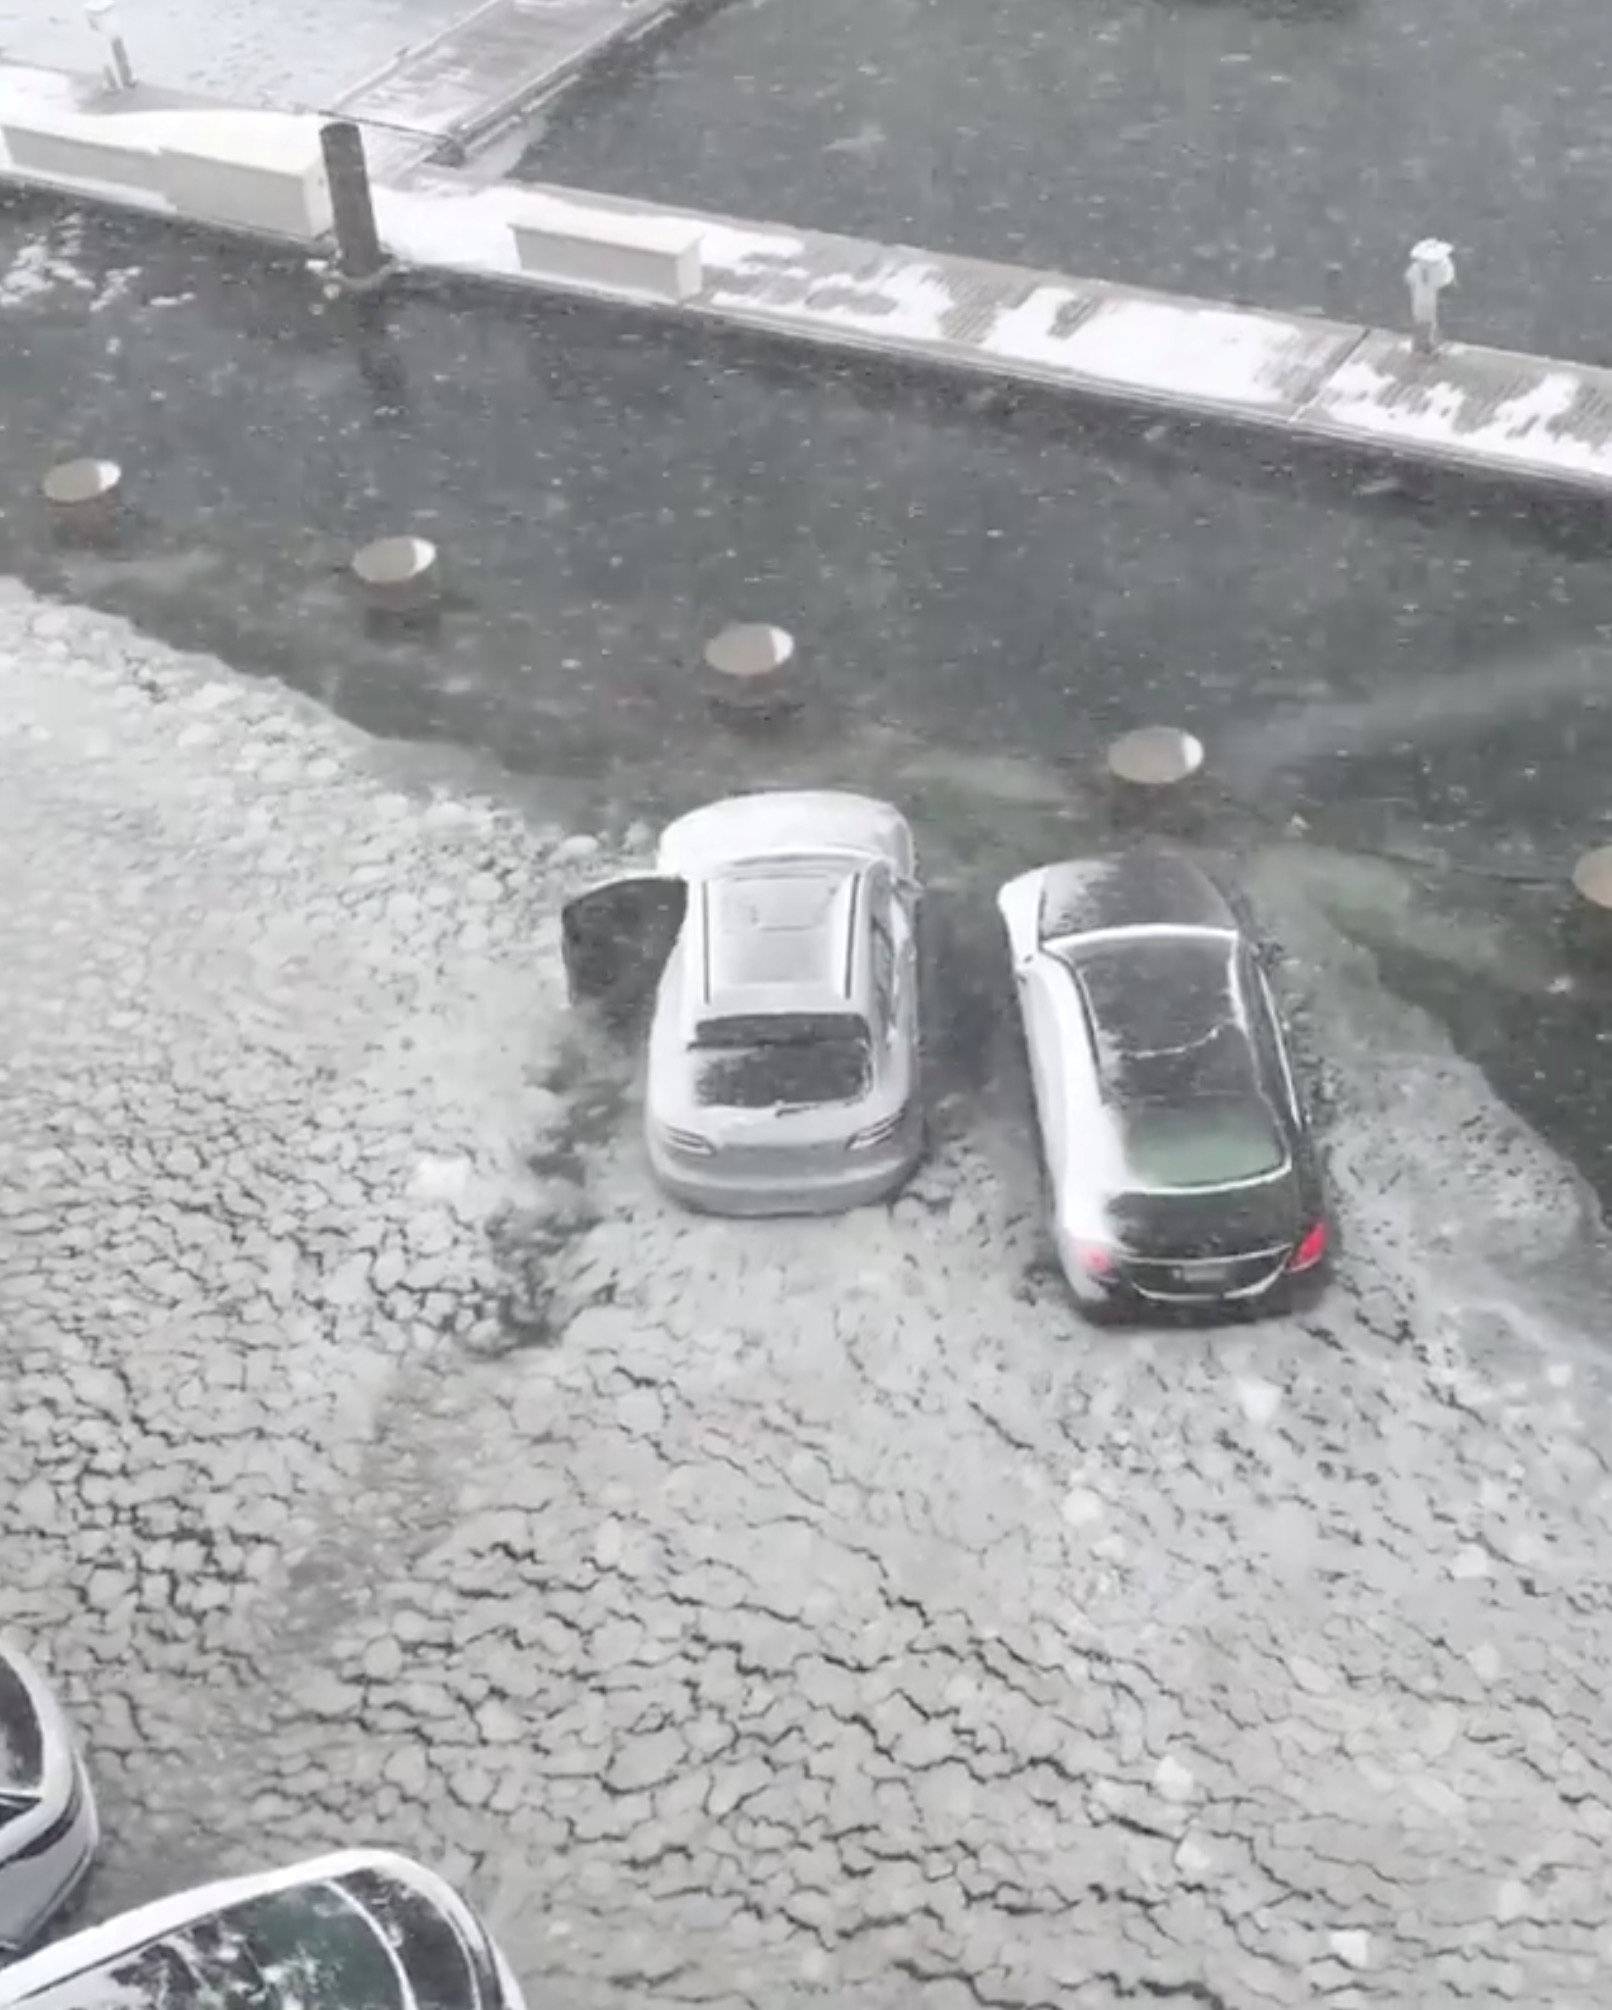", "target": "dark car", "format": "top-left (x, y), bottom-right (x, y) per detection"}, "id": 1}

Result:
top-left (997, 848), bottom-right (1327, 1317)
